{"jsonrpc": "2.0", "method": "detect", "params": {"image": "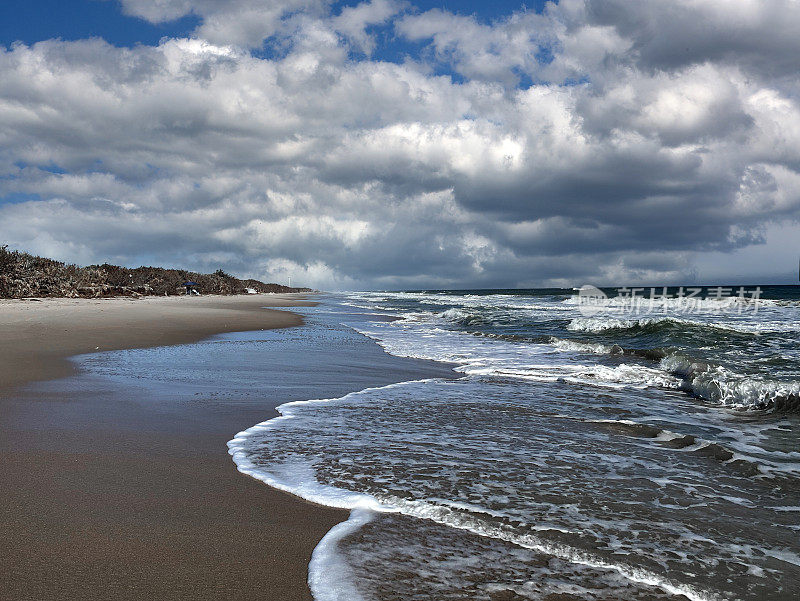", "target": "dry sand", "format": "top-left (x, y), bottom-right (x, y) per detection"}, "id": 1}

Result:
top-left (0, 294), bottom-right (347, 600)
